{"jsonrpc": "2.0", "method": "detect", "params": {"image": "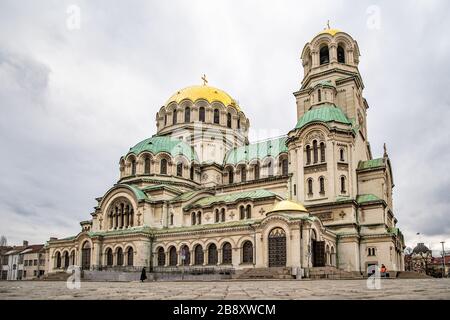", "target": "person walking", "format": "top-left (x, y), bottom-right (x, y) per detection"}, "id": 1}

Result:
top-left (140, 267), bottom-right (147, 282)
top-left (380, 264), bottom-right (387, 278)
